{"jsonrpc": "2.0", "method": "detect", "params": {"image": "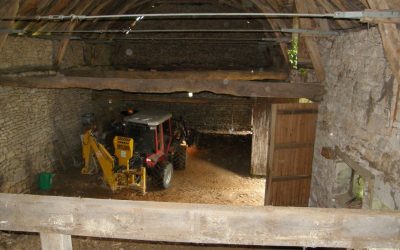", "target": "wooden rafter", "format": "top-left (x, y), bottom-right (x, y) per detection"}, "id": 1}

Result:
top-left (295, 0), bottom-right (326, 82)
top-left (0, 0), bottom-right (19, 52)
top-left (305, 0), bottom-right (330, 31)
top-left (94, 1), bottom-right (152, 40)
top-left (367, 0), bottom-right (400, 123)
top-left (251, 0), bottom-right (291, 66)
top-left (23, 0), bottom-right (70, 33)
top-left (76, 0), bottom-right (119, 30)
top-left (317, 0), bottom-right (354, 29)
top-left (212, 0), bottom-right (287, 68)
top-left (53, 0), bottom-right (95, 67)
